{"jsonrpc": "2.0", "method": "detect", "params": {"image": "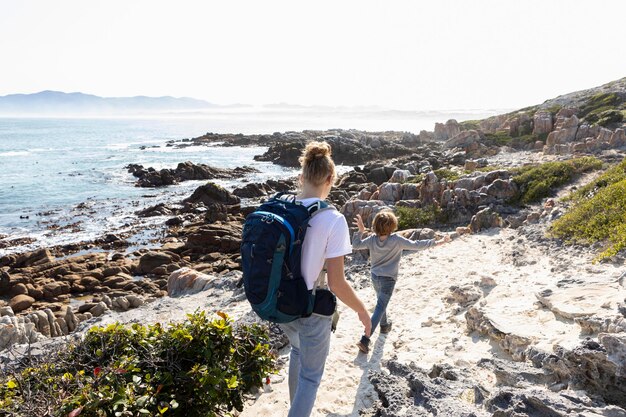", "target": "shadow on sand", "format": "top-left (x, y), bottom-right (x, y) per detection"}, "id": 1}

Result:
top-left (326, 333), bottom-right (388, 417)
